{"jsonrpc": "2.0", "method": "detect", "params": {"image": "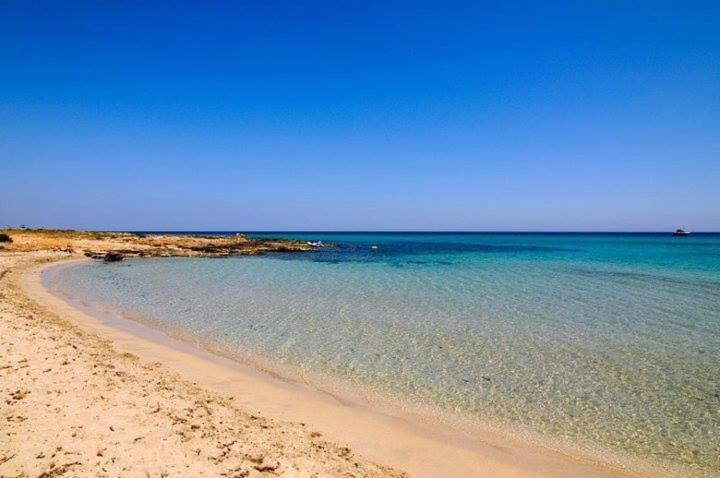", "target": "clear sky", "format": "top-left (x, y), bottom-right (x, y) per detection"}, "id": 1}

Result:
top-left (2, 1), bottom-right (718, 231)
